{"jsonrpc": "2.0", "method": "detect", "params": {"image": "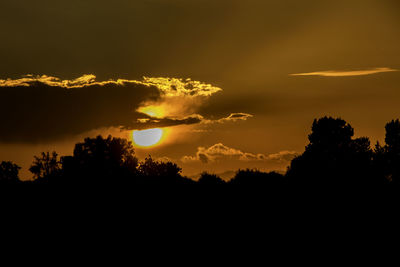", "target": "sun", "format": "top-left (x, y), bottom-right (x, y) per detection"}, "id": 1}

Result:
top-left (133, 128), bottom-right (164, 148)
